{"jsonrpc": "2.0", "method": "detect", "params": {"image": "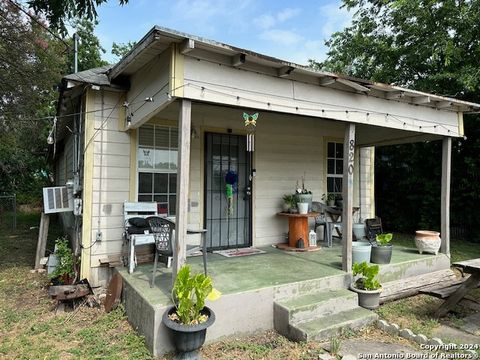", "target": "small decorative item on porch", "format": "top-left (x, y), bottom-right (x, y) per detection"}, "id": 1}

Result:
top-left (295, 174), bottom-right (313, 211)
top-left (225, 170), bottom-right (237, 216)
top-left (308, 230), bottom-right (317, 247)
top-left (370, 233), bottom-right (393, 264)
top-left (322, 193), bottom-right (336, 207)
top-left (350, 261), bottom-right (382, 309)
top-left (414, 230), bottom-right (441, 255)
top-left (282, 194), bottom-right (296, 213)
top-left (243, 112), bottom-right (258, 152)
top-left (162, 265), bottom-right (221, 359)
